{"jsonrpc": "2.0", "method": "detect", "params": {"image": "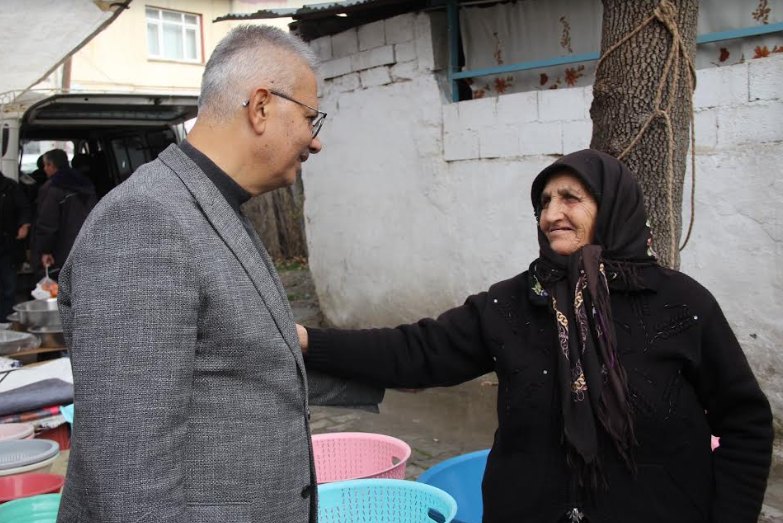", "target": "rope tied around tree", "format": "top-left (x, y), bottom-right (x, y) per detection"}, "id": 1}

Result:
top-left (595, 0), bottom-right (698, 259)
